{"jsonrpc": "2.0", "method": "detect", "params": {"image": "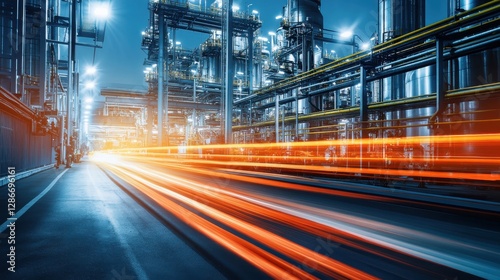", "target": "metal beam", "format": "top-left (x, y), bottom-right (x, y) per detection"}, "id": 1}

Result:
top-left (158, 12), bottom-right (164, 146)
top-left (436, 38), bottom-right (445, 113)
top-left (224, 0), bottom-right (234, 144)
top-left (360, 65), bottom-right (368, 123)
top-left (103, 97), bottom-right (220, 110)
